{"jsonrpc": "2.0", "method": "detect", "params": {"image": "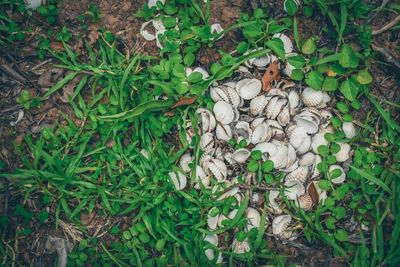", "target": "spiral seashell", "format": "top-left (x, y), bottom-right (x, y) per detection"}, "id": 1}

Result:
top-left (250, 95), bottom-right (268, 116)
top-left (232, 238), bottom-right (251, 254)
top-left (246, 208), bottom-right (261, 230)
top-left (284, 179), bottom-right (305, 200)
top-left (215, 124), bottom-right (232, 142)
top-left (232, 148), bottom-right (251, 163)
top-left (285, 166), bottom-right (309, 183)
top-left (302, 87), bottom-right (324, 107)
top-left (235, 121), bottom-right (252, 144)
top-left (193, 166), bottom-right (210, 189)
top-left (179, 153), bottom-right (193, 173)
top-left (207, 208), bottom-right (219, 230)
top-left (311, 133), bottom-right (328, 154)
top-left (213, 101), bottom-right (235, 124)
top-left (236, 78), bottom-right (262, 100)
top-left (294, 110), bottom-right (321, 134)
top-left (298, 194), bottom-right (313, 211)
top-left (299, 152), bottom-right (316, 167)
top-left (272, 215), bottom-right (292, 238)
top-left (169, 171), bottom-right (187, 190)
top-left (251, 123), bottom-right (270, 144)
top-left (272, 33), bottom-right (293, 54)
top-left (342, 122), bottom-right (356, 139)
top-left (329, 165), bottom-right (346, 184)
top-left (334, 143), bottom-right (351, 162)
